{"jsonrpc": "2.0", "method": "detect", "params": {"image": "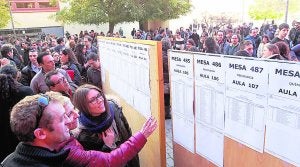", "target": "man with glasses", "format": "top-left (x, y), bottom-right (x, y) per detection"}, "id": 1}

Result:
top-left (45, 69), bottom-right (73, 98)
